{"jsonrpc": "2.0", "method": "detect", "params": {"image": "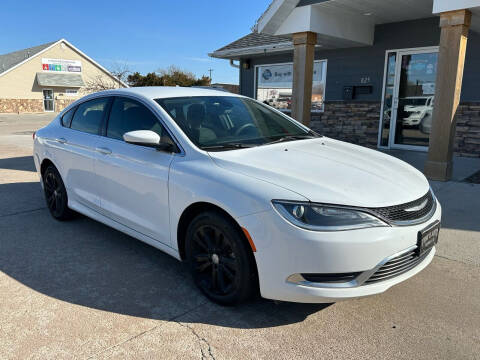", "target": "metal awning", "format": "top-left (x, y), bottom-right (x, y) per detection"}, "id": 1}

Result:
top-left (36, 72), bottom-right (85, 87)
